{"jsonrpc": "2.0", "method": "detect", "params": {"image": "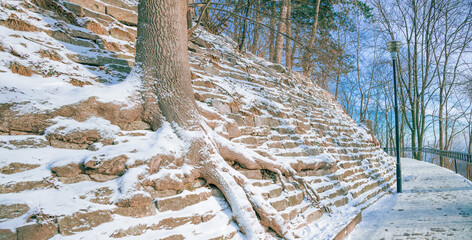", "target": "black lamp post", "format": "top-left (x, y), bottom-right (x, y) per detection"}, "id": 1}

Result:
top-left (387, 40), bottom-right (402, 193)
